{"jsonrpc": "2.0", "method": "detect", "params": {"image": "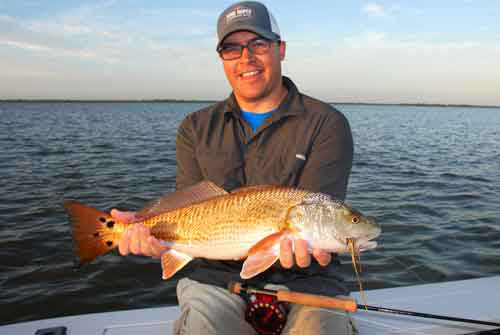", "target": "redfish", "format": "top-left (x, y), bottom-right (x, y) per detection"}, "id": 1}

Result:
top-left (65, 181), bottom-right (380, 280)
